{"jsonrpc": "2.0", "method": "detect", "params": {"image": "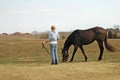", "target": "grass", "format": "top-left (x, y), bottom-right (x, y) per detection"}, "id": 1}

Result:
top-left (0, 36), bottom-right (120, 80)
top-left (0, 62), bottom-right (120, 80)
